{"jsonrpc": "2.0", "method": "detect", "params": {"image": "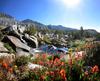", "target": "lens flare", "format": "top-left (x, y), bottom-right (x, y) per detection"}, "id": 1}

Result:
top-left (62, 0), bottom-right (81, 8)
